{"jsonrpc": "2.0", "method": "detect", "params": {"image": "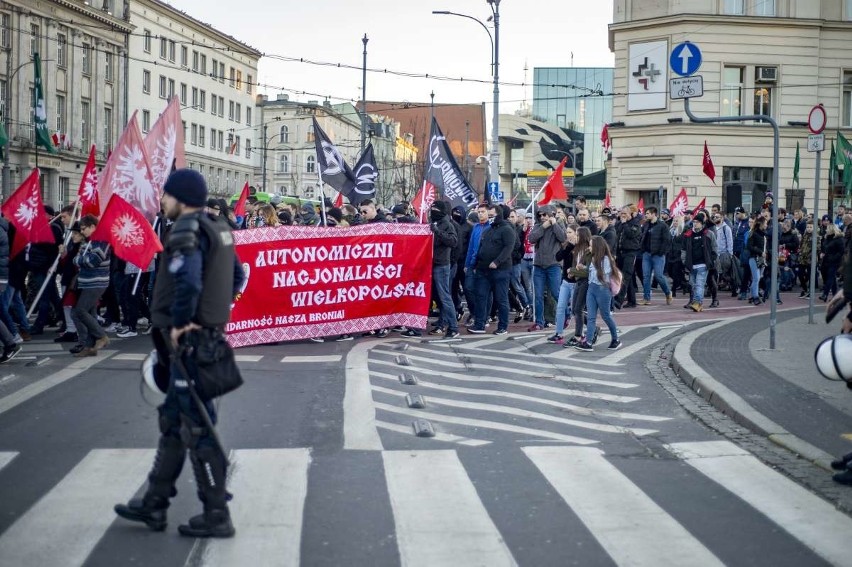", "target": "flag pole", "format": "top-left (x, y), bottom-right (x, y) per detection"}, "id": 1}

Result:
top-left (316, 169), bottom-right (328, 227)
top-left (131, 216), bottom-right (160, 295)
top-left (26, 209), bottom-right (75, 319)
